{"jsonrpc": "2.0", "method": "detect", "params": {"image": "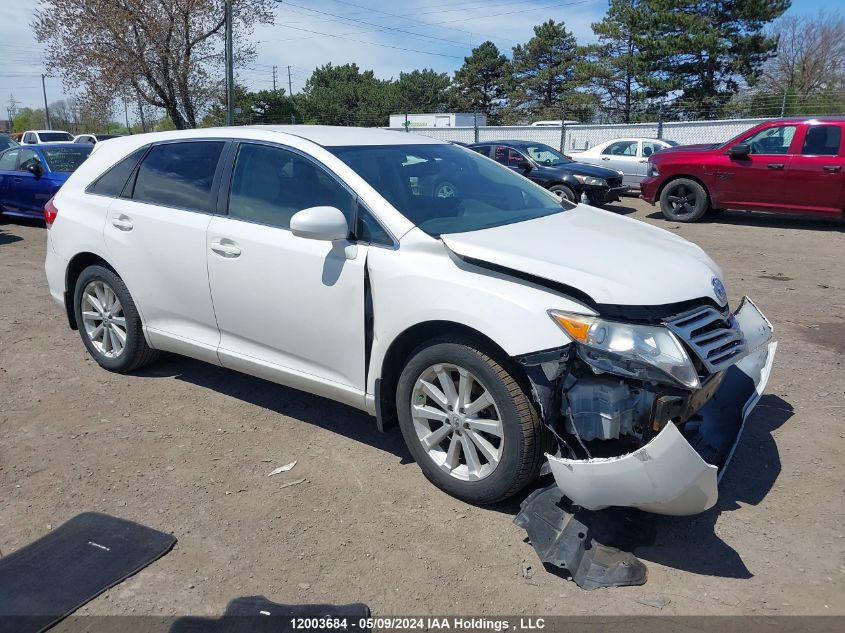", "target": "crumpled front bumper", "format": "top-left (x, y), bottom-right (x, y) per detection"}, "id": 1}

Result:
top-left (546, 297), bottom-right (776, 516)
